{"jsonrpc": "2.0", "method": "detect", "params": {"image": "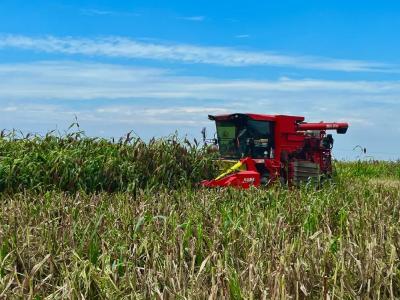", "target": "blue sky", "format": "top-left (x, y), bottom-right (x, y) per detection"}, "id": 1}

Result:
top-left (0, 0), bottom-right (399, 159)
